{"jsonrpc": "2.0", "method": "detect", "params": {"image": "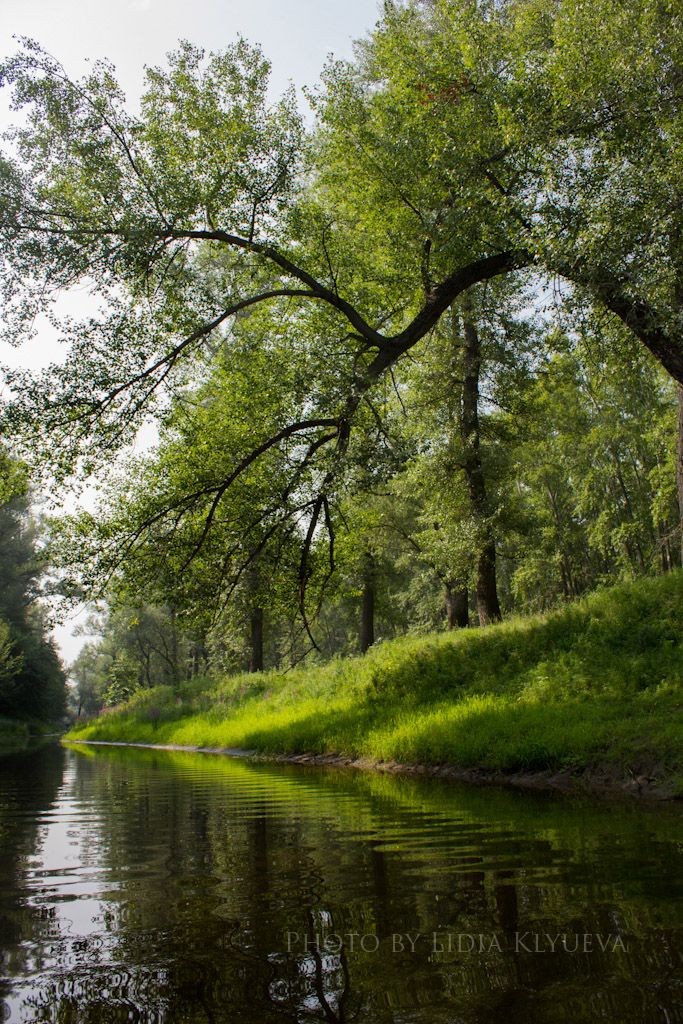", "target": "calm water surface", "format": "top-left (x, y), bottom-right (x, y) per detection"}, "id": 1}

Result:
top-left (0, 743), bottom-right (681, 1023)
